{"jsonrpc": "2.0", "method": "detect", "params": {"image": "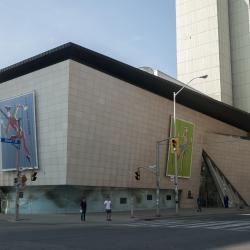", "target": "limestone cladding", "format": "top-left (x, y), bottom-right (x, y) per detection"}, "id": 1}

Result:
top-left (0, 61), bottom-right (69, 186)
top-left (0, 59), bottom-right (248, 209)
top-left (66, 60), bottom-right (247, 207)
